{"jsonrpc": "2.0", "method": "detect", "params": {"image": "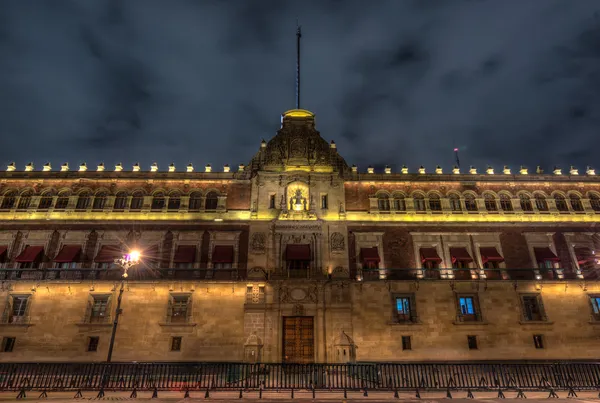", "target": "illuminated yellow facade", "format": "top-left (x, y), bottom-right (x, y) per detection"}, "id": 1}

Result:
top-left (0, 109), bottom-right (599, 363)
